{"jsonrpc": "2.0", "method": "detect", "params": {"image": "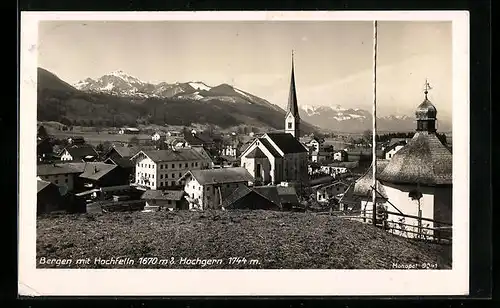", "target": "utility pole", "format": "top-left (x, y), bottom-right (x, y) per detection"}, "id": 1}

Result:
top-left (372, 20), bottom-right (378, 226)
